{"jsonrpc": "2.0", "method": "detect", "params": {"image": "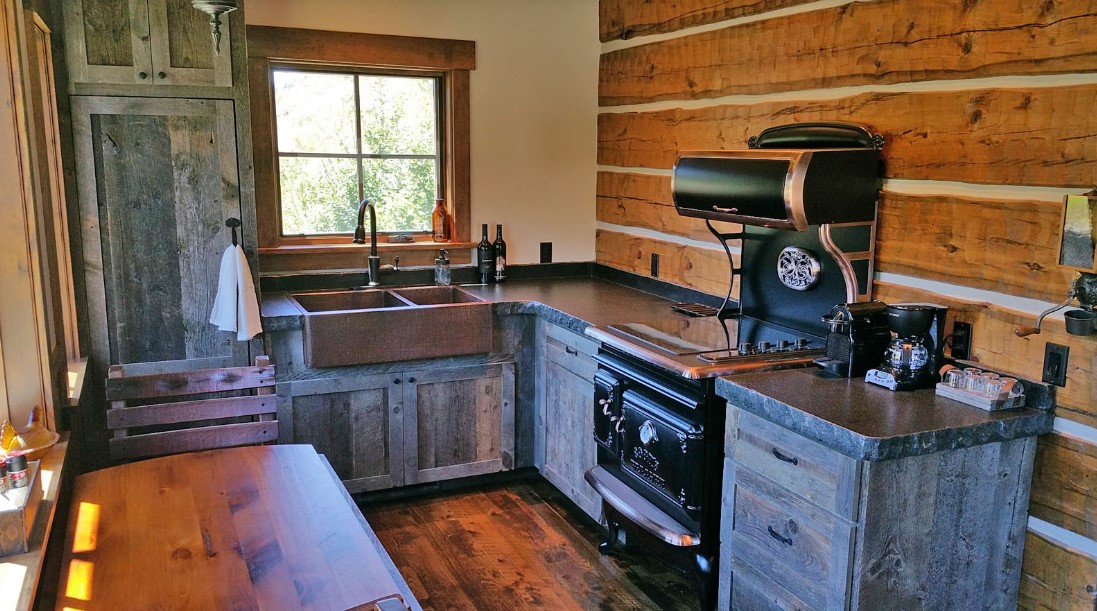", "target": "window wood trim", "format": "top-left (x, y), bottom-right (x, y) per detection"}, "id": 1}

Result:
top-left (247, 26), bottom-right (474, 256)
